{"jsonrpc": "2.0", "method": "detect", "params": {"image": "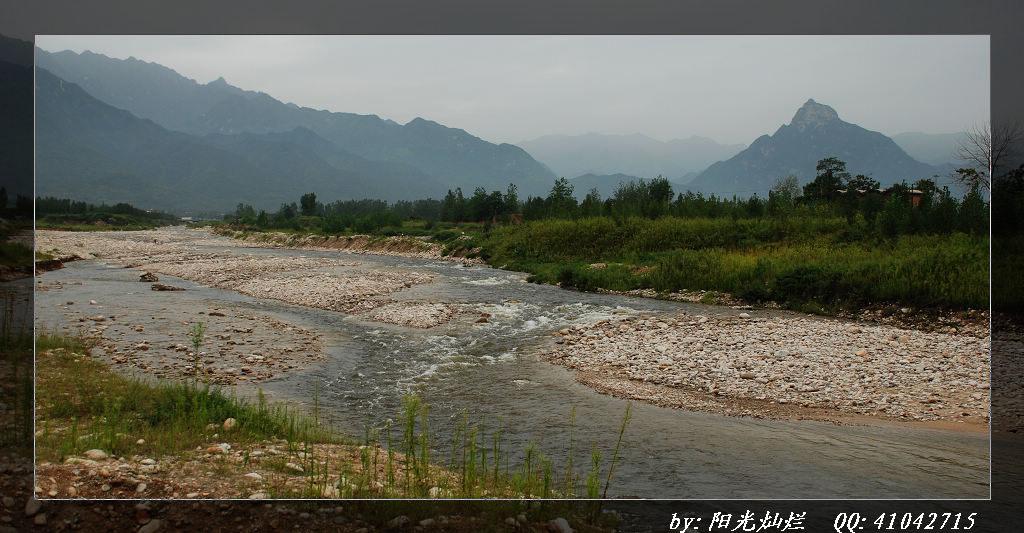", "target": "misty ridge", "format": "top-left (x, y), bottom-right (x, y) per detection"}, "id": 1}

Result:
top-left (32, 47), bottom-right (966, 215)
